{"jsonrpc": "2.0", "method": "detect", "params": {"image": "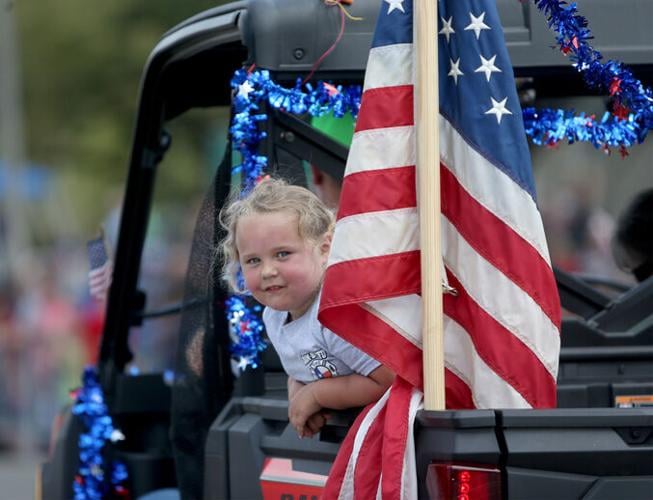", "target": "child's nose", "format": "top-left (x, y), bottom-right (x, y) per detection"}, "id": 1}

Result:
top-left (261, 261), bottom-right (278, 278)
